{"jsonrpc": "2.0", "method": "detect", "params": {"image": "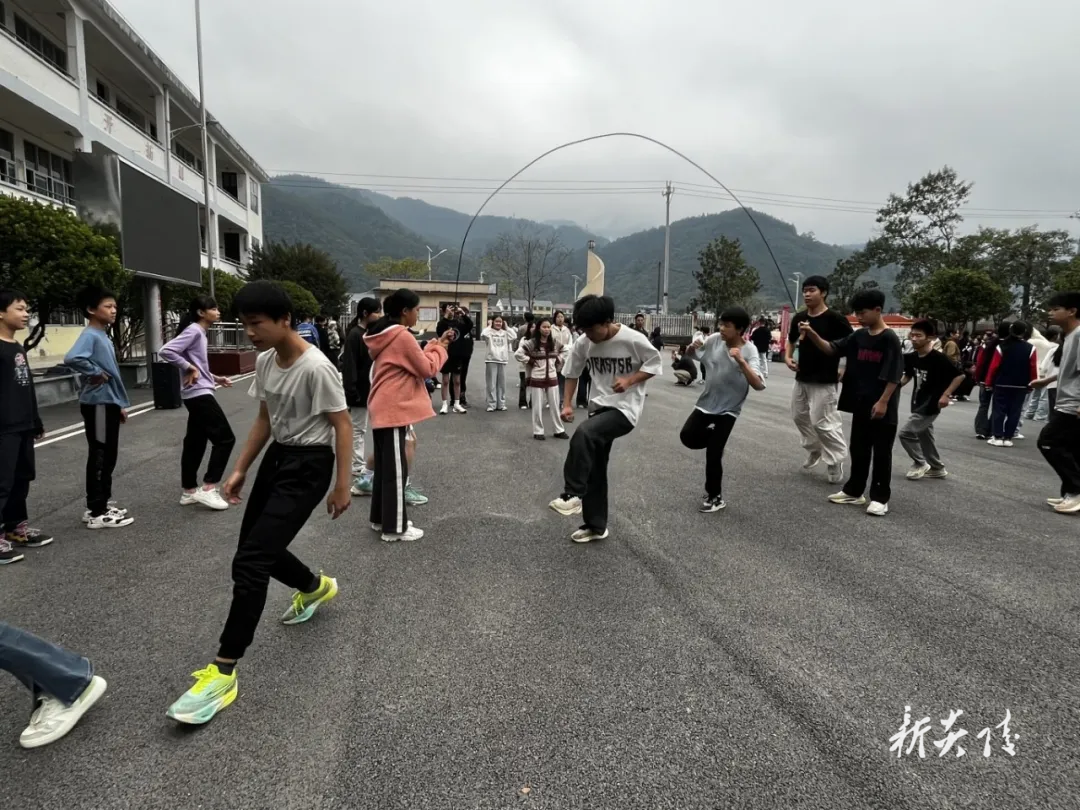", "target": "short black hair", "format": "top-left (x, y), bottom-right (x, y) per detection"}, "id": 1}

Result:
top-left (719, 306), bottom-right (750, 332)
top-left (635, 312), bottom-right (646, 320)
top-left (573, 295), bottom-right (615, 329)
top-left (1009, 320), bottom-right (1028, 339)
top-left (524, 312), bottom-right (535, 323)
top-left (849, 289), bottom-right (885, 312)
top-left (803, 275), bottom-right (830, 296)
top-left (234, 280), bottom-right (293, 321)
top-left (910, 318), bottom-right (937, 337)
top-left (0, 289), bottom-right (28, 312)
top-left (1048, 291), bottom-right (1080, 315)
top-left (77, 284), bottom-right (116, 315)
